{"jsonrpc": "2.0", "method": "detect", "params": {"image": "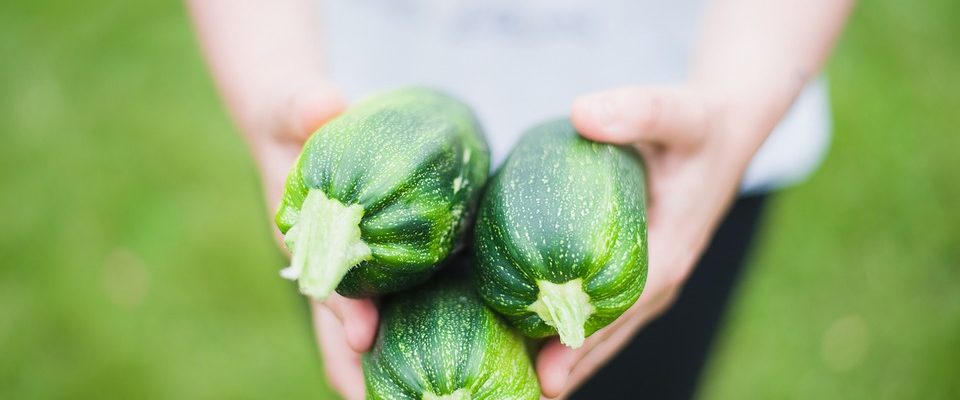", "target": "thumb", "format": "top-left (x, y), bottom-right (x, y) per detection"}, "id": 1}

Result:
top-left (571, 86), bottom-right (705, 148)
top-left (277, 86), bottom-right (347, 143)
top-left (316, 294), bottom-right (379, 353)
top-left (258, 86), bottom-right (346, 200)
